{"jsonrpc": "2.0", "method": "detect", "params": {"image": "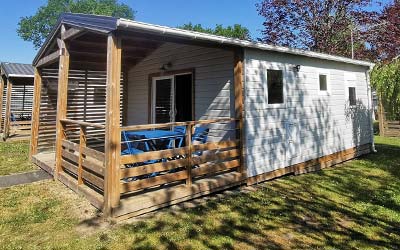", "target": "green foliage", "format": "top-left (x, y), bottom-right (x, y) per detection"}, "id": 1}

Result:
top-left (370, 59), bottom-right (400, 120)
top-left (17, 0), bottom-right (135, 49)
top-left (178, 22), bottom-right (251, 40)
